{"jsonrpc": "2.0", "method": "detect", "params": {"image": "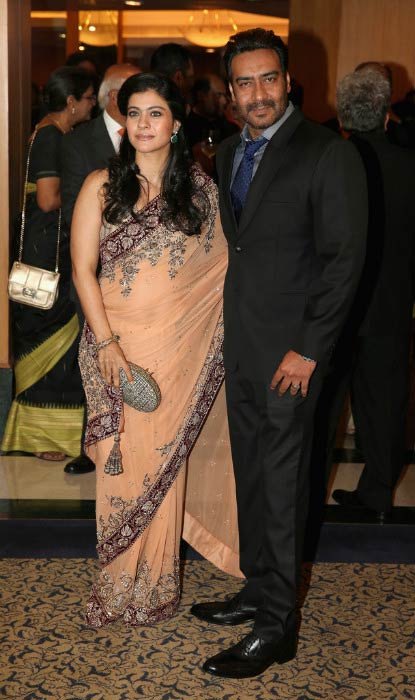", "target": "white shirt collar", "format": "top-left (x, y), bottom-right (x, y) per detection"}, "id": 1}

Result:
top-left (103, 110), bottom-right (124, 152)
